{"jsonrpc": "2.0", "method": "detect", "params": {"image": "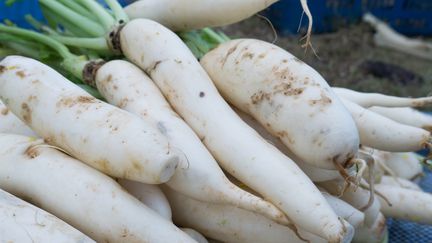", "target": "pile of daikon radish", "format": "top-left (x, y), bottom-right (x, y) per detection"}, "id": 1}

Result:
top-left (0, 0), bottom-right (431, 242)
